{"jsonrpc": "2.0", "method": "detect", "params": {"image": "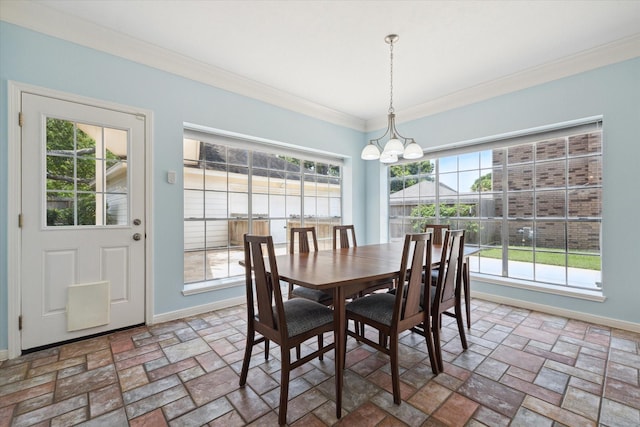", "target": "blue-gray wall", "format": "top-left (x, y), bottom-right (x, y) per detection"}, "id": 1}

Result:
top-left (1, 21), bottom-right (639, 352)
top-left (0, 22), bottom-right (366, 350)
